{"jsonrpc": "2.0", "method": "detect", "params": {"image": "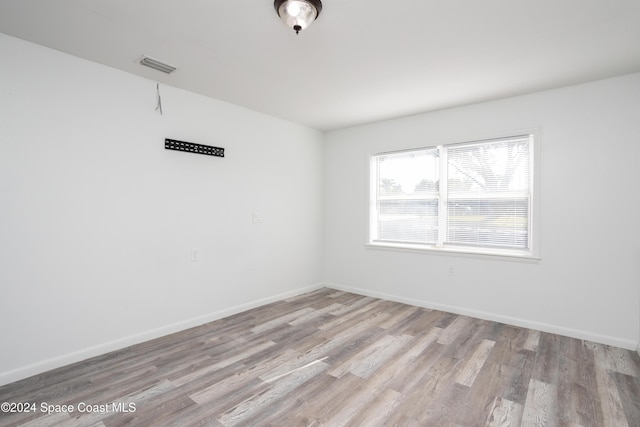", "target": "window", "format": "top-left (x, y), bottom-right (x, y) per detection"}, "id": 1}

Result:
top-left (369, 134), bottom-right (537, 258)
